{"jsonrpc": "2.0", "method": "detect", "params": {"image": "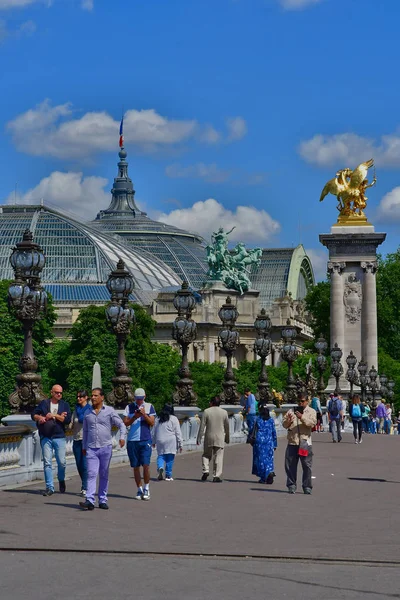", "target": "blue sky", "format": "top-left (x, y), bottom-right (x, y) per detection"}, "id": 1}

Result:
top-left (1, 0), bottom-right (400, 280)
